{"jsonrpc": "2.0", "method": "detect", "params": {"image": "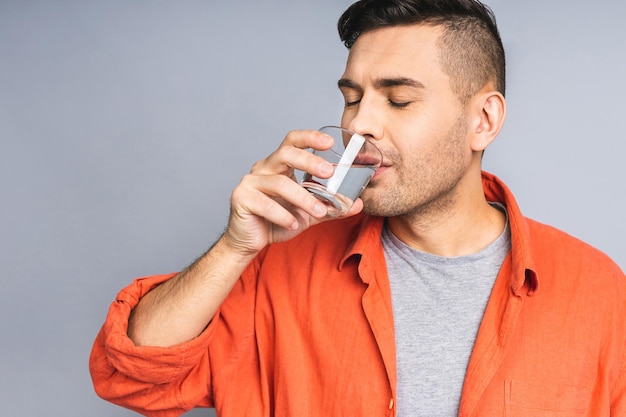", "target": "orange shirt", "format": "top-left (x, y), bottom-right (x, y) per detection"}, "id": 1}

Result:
top-left (90, 172), bottom-right (626, 416)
